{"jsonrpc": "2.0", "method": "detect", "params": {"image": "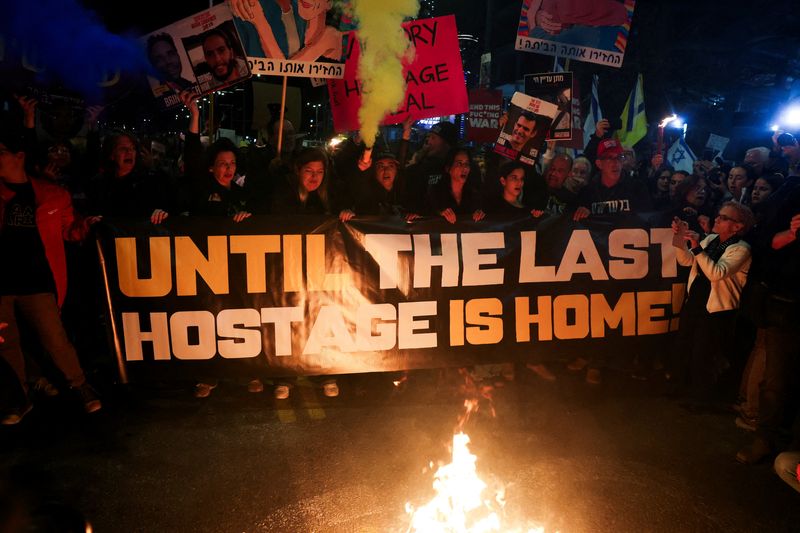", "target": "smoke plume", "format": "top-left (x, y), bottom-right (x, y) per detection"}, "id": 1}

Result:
top-left (350, 0), bottom-right (419, 148)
